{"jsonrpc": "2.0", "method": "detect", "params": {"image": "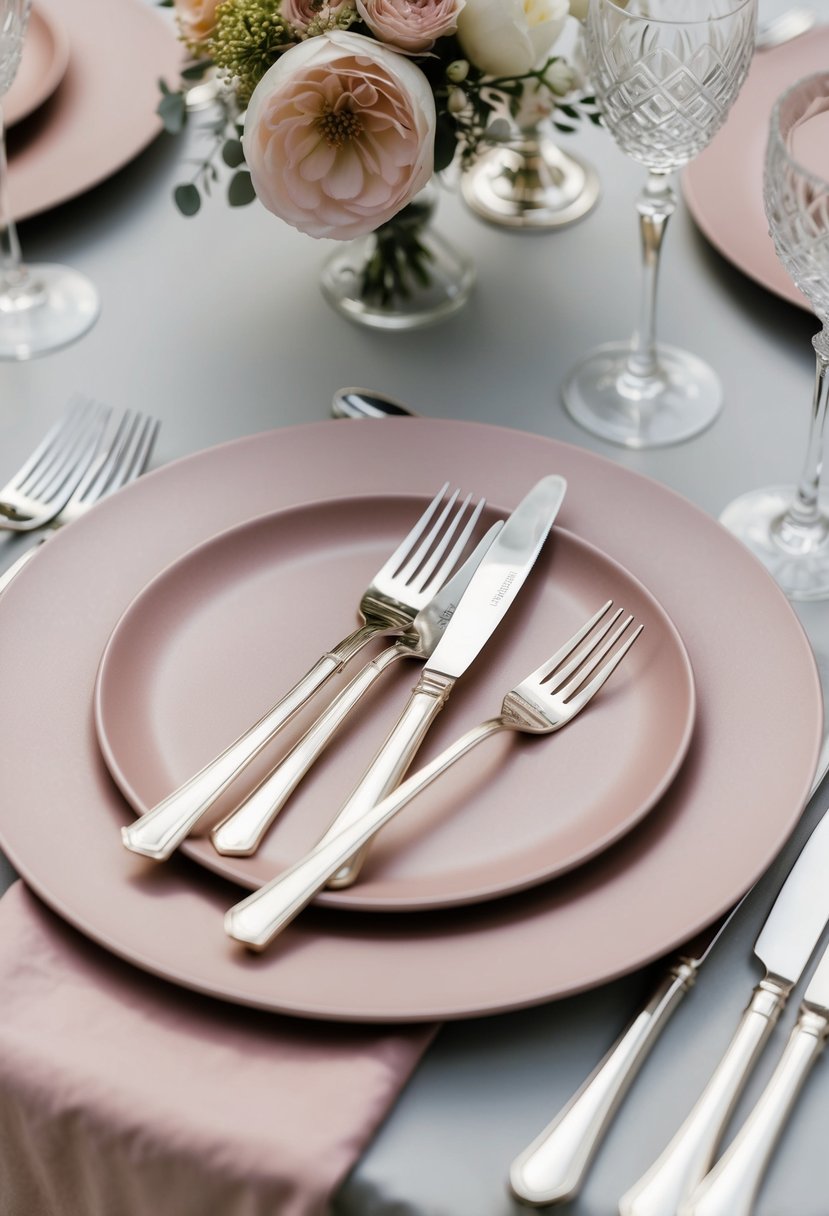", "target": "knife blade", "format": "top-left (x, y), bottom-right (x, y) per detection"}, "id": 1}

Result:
top-left (620, 802), bottom-right (829, 1216)
top-left (226, 473), bottom-right (566, 949)
top-left (210, 520), bottom-right (505, 857)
